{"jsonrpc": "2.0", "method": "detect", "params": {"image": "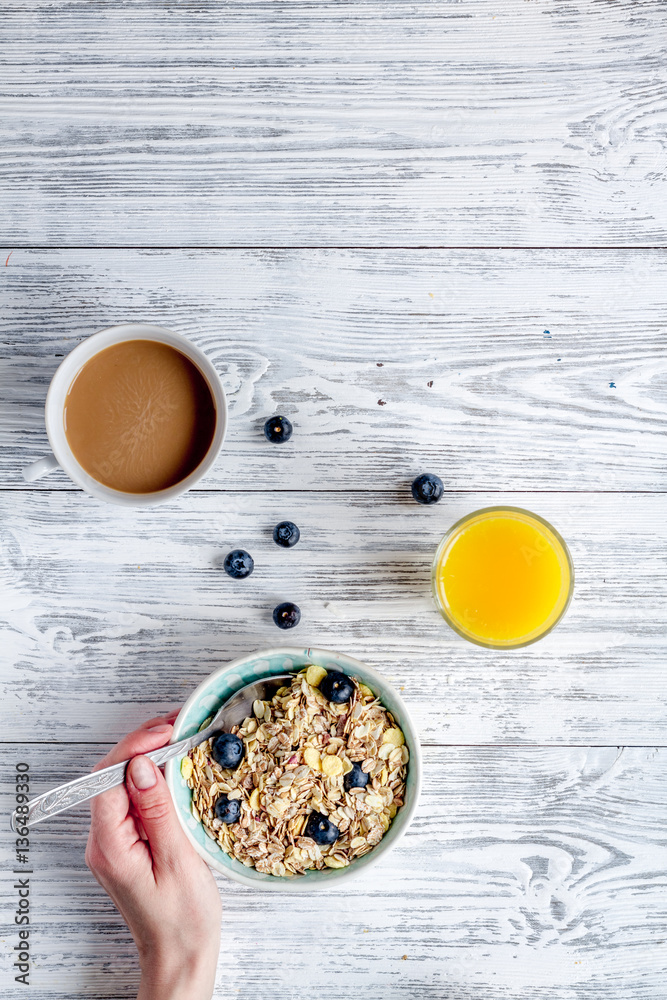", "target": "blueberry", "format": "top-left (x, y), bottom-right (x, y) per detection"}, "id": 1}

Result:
top-left (264, 415), bottom-right (293, 443)
top-left (210, 733), bottom-right (244, 770)
top-left (344, 762), bottom-right (370, 792)
top-left (214, 793), bottom-right (241, 825)
top-left (411, 473), bottom-right (444, 505)
top-left (319, 669), bottom-right (355, 704)
top-left (273, 601), bottom-right (301, 629)
top-left (304, 810), bottom-right (340, 846)
top-left (223, 549), bottom-right (254, 579)
top-left (273, 521), bottom-right (300, 548)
